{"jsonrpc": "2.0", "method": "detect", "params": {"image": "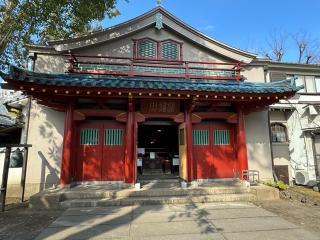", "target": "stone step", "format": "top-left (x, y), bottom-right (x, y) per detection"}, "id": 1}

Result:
top-left (60, 186), bottom-right (250, 200)
top-left (60, 193), bottom-right (256, 208)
